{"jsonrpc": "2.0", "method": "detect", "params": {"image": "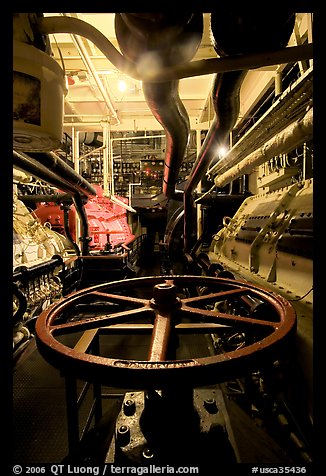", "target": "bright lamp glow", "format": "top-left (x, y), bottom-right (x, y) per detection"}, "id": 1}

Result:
top-left (217, 146), bottom-right (228, 157)
top-left (118, 79), bottom-right (127, 92)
